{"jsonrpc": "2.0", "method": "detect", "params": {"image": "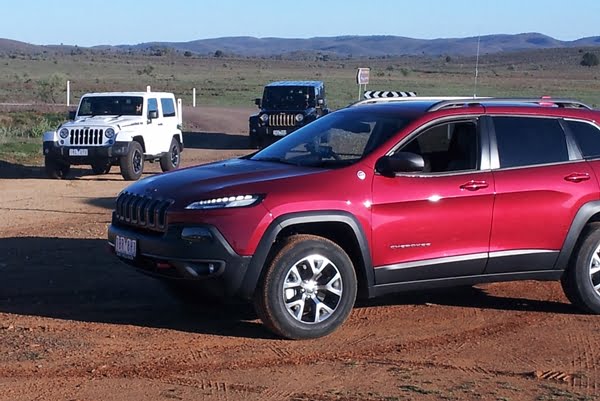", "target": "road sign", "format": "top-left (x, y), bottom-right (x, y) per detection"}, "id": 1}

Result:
top-left (356, 68), bottom-right (370, 85)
